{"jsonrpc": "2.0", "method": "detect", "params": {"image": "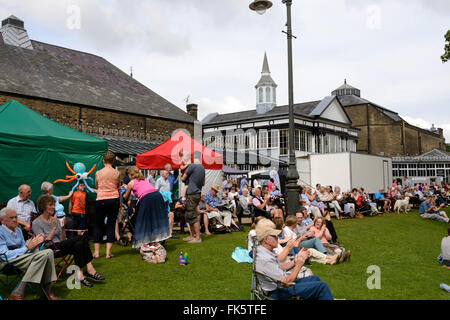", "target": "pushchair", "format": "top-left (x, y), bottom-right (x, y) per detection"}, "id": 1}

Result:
top-left (117, 187), bottom-right (138, 246)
